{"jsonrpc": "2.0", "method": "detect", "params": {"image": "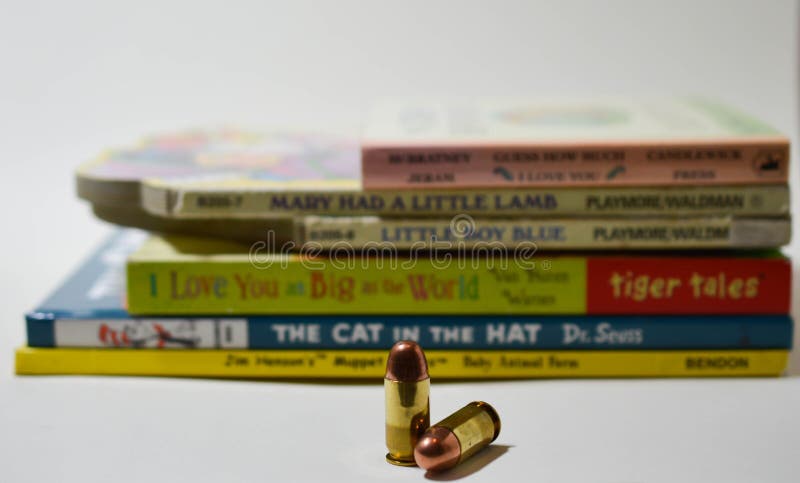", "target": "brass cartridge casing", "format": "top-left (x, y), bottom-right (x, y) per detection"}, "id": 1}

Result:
top-left (414, 401), bottom-right (501, 472)
top-left (384, 341), bottom-right (430, 466)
